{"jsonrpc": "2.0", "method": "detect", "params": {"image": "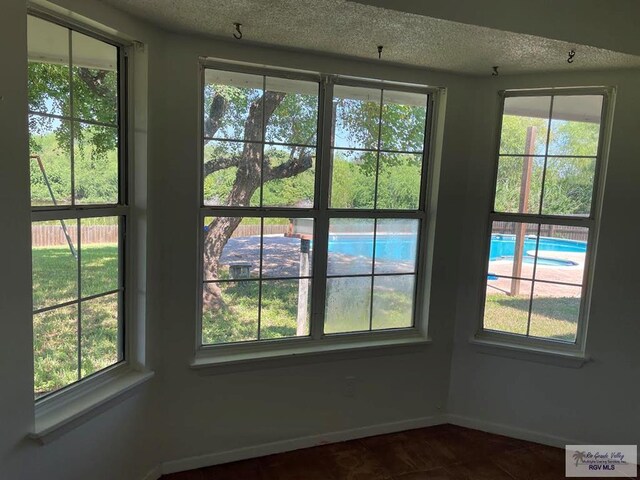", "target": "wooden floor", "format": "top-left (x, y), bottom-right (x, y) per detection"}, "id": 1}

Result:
top-left (161, 424), bottom-right (584, 479)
